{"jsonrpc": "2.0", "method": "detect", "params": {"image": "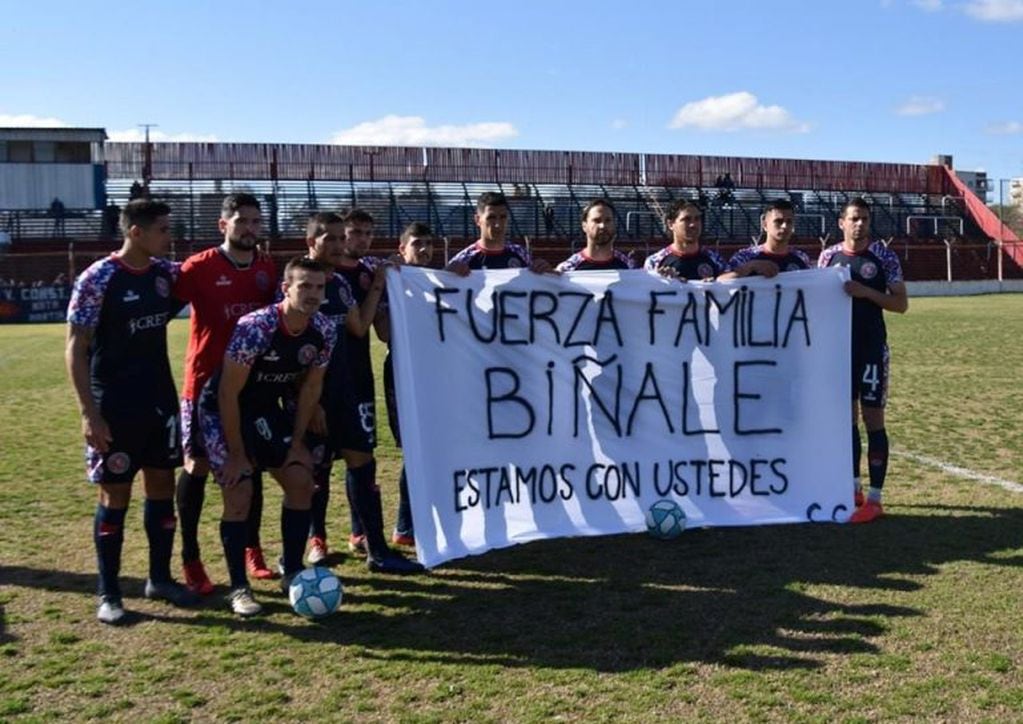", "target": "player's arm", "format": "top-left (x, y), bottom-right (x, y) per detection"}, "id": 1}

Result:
top-left (65, 324), bottom-right (112, 452)
top-left (844, 279), bottom-right (909, 313)
top-left (346, 264), bottom-right (389, 338)
top-left (717, 259), bottom-right (779, 280)
top-left (286, 365), bottom-right (326, 469)
top-left (217, 358), bottom-right (254, 486)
